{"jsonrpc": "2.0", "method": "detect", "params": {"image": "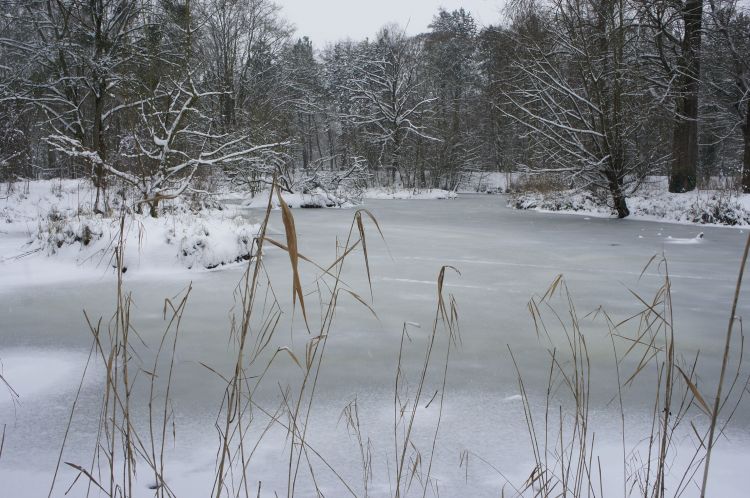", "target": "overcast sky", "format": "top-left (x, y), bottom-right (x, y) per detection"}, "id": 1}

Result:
top-left (278, 1), bottom-right (506, 45)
